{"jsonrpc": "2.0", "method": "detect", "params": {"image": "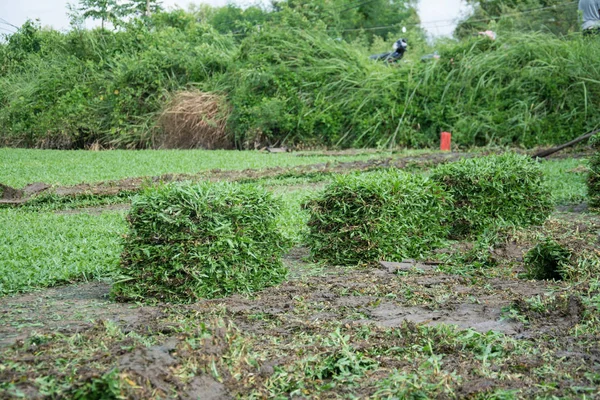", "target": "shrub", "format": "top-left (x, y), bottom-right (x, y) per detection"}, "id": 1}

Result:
top-left (431, 153), bottom-right (553, 238)
top-left (524, 238), bottom-right (571, 281)
top-left (112, 182), bottom-right (291, 303)
top-left (304, 170), bottom-right (452, 266)
top-left (588, 134), bottom-right (600, 212)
